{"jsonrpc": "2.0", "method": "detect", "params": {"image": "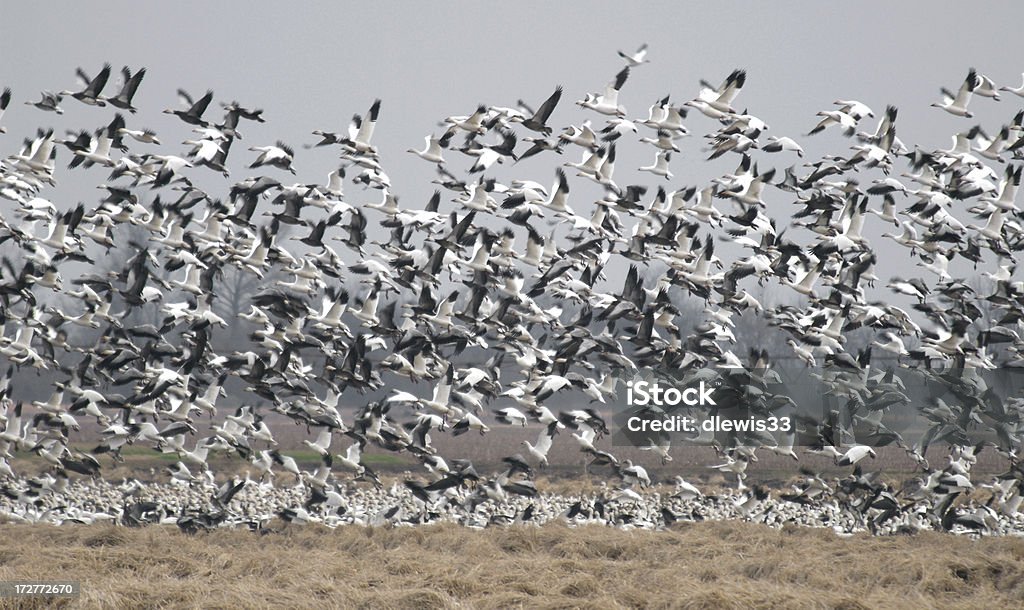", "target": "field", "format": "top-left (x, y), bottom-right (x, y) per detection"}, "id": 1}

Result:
top-left (0, 521), bottom-right (1022, 609)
